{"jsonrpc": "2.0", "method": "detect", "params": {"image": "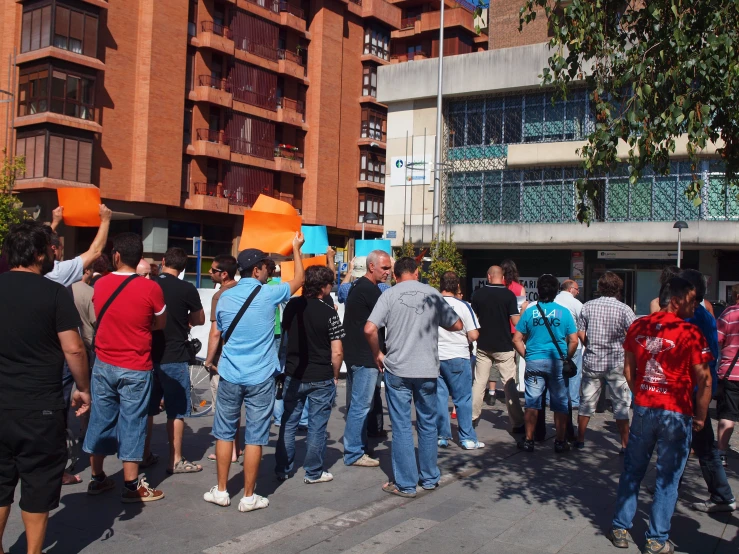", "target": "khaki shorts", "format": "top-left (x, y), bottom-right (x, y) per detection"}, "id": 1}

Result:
top-left (579, 366), bottom-right (631, 420)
